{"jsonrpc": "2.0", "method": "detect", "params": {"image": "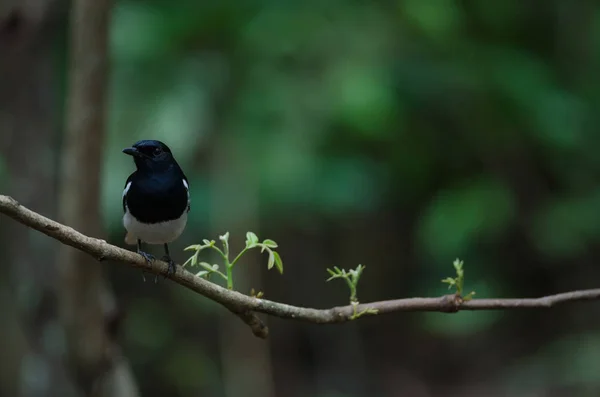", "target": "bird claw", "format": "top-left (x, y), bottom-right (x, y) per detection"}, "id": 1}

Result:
top-left (138, 251), bottom-right (156, 283)
top-left (136, 248), bottom-right (174, 280)
top-left (161, 256), bottom-right (176, 277)
top-left (138, 250), bottom-right (155, 265)
top-left (140, 271), bottom-right (157, 283)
